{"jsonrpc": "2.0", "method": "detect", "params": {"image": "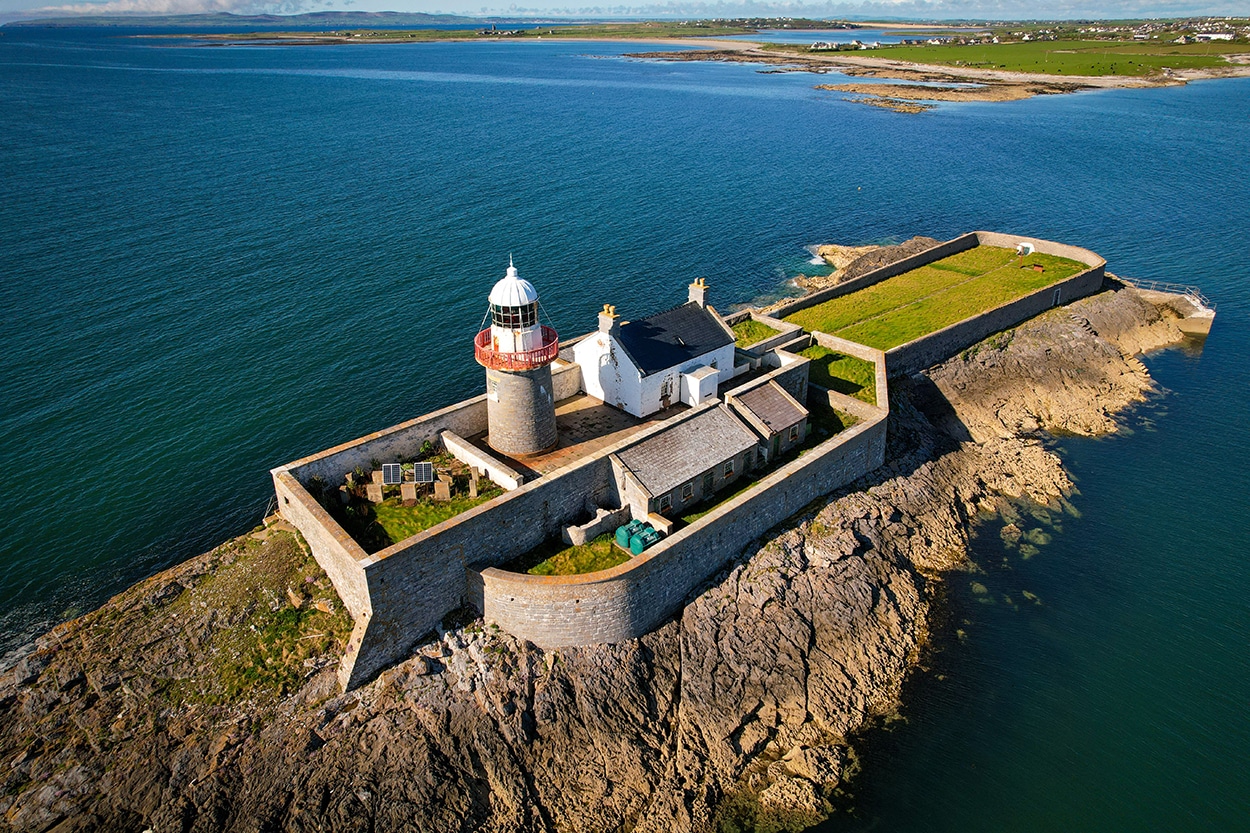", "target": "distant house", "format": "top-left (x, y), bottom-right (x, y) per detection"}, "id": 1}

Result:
top-left (727, 380), bottom-right (809, 463)
top-left (612, 405), bottom-right (759, 518)
top-left (572, 279), bottom-right (736, 418)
